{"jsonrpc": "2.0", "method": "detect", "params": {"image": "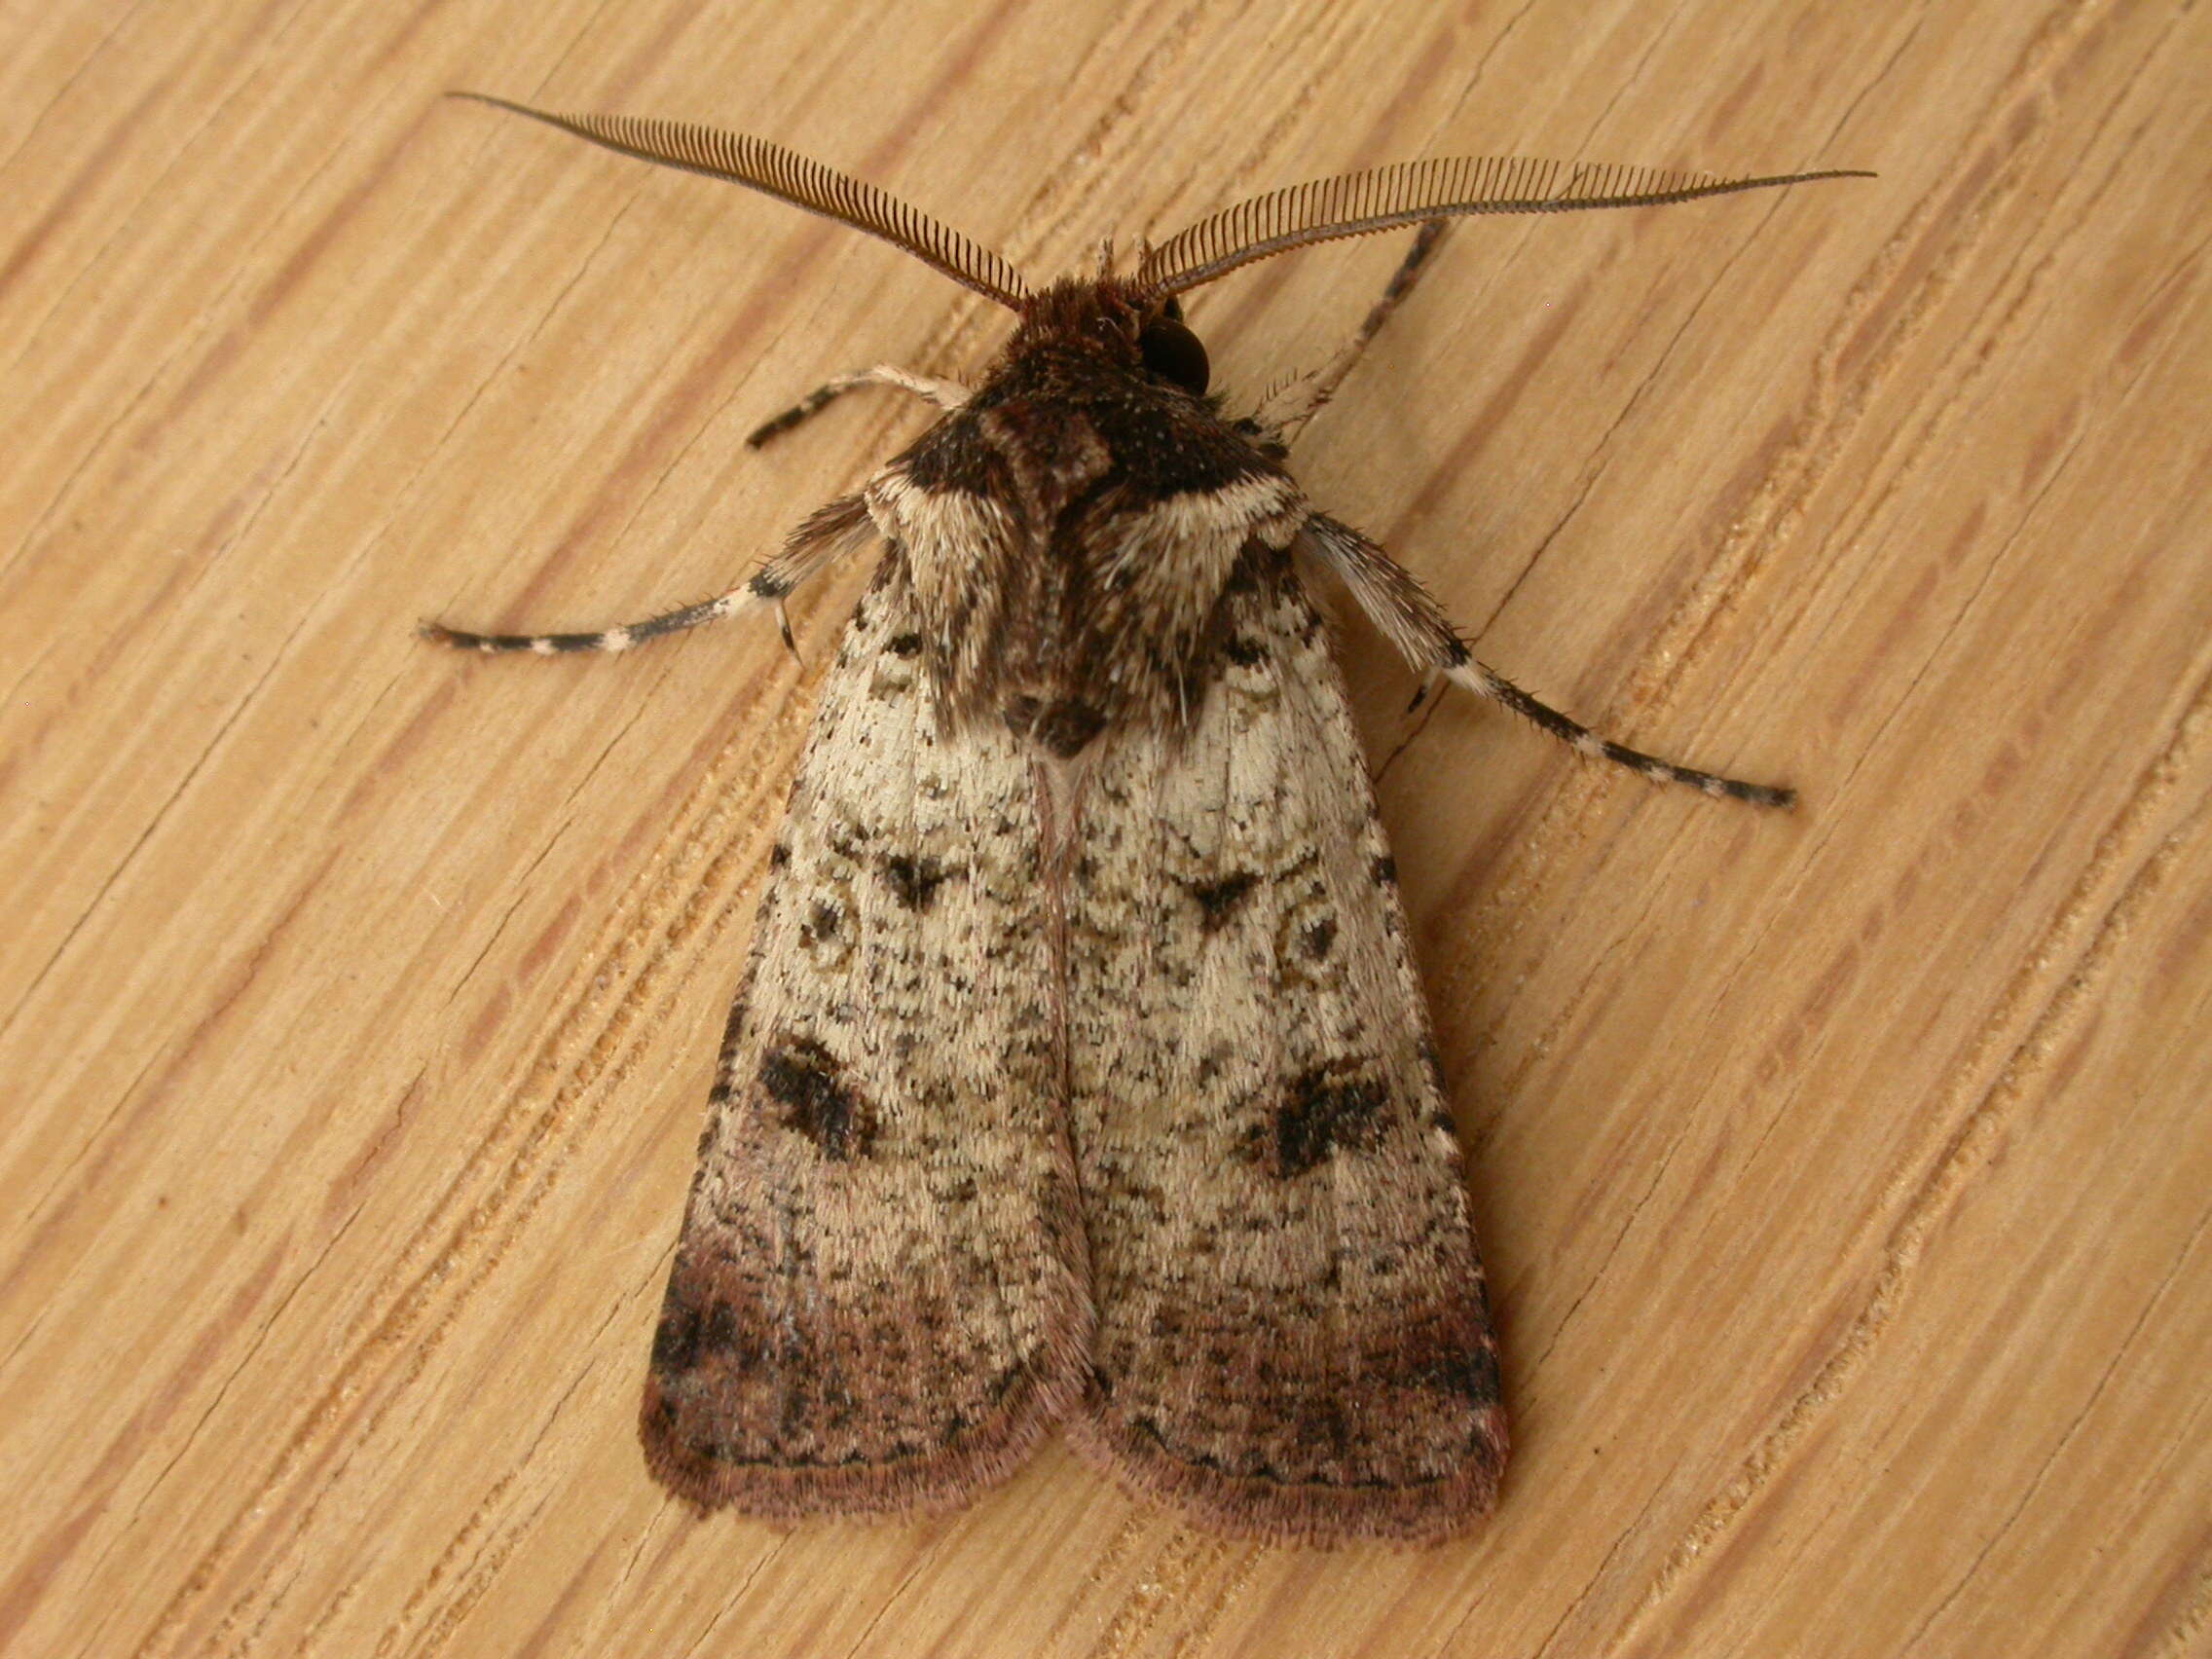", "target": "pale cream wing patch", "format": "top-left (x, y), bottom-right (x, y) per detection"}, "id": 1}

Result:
top-left (641, 558), bottom-right (1089, 1519)
top-left (1062, 552), bottom-right (1506, 1544)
